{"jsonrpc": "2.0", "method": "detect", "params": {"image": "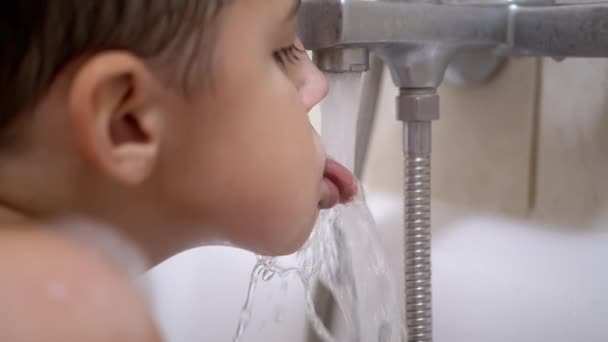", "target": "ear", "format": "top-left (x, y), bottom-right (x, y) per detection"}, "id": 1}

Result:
top-left (68, 52), bottom-right (165, 186)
